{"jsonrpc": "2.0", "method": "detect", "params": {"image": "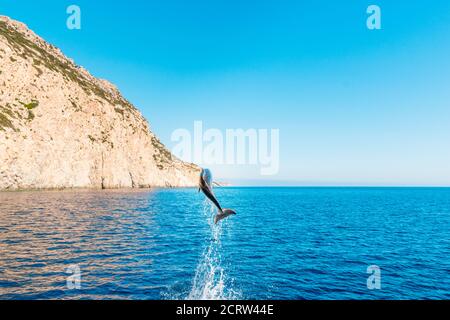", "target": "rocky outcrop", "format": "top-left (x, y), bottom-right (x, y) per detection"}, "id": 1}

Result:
top-left (0, 16), bottom-right (200, 190)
